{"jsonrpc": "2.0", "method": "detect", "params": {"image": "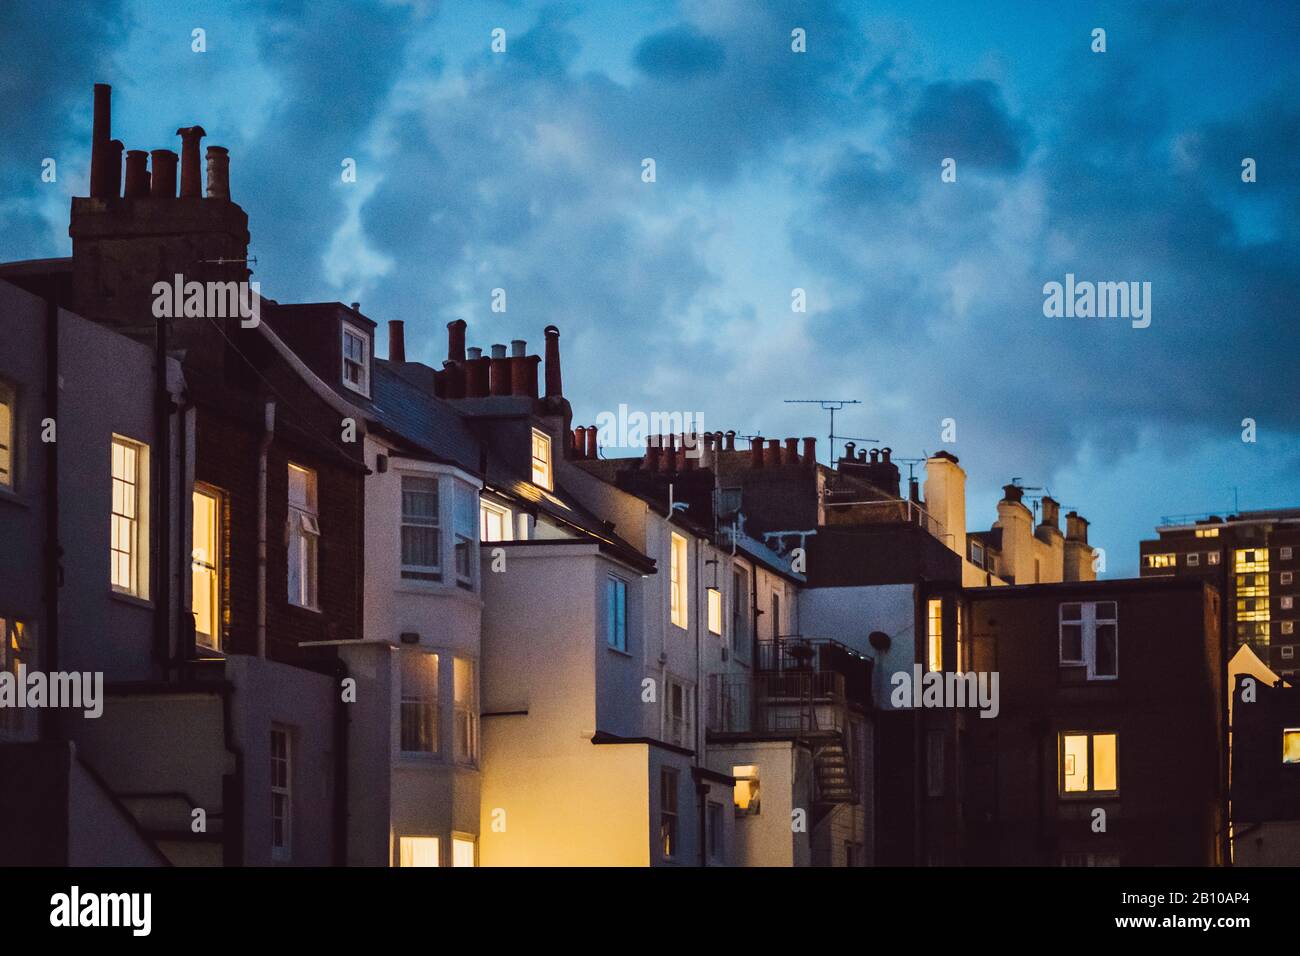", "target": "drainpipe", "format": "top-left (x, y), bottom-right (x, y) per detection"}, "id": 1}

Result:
top-left (42, 296), bottom-right (60, 740)
top-left (333, 657), bottom-right (350, 865)
top-left (257, 402), bottom-right (276, 658)
top-left (154, 307), bottom-right (172, 675)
